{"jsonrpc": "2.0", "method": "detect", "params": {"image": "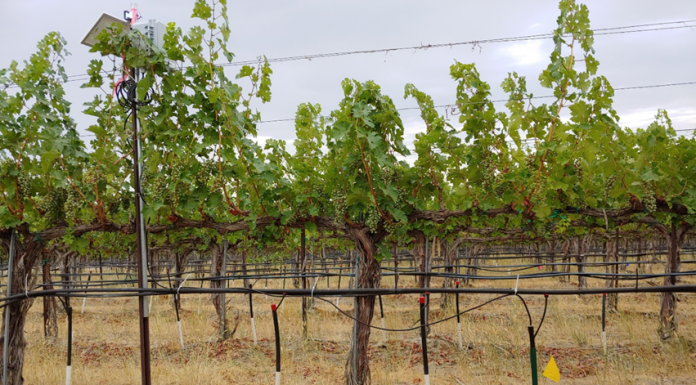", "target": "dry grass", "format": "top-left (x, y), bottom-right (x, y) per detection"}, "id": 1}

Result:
top-left (21, 261), bottom-right (696, 384)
